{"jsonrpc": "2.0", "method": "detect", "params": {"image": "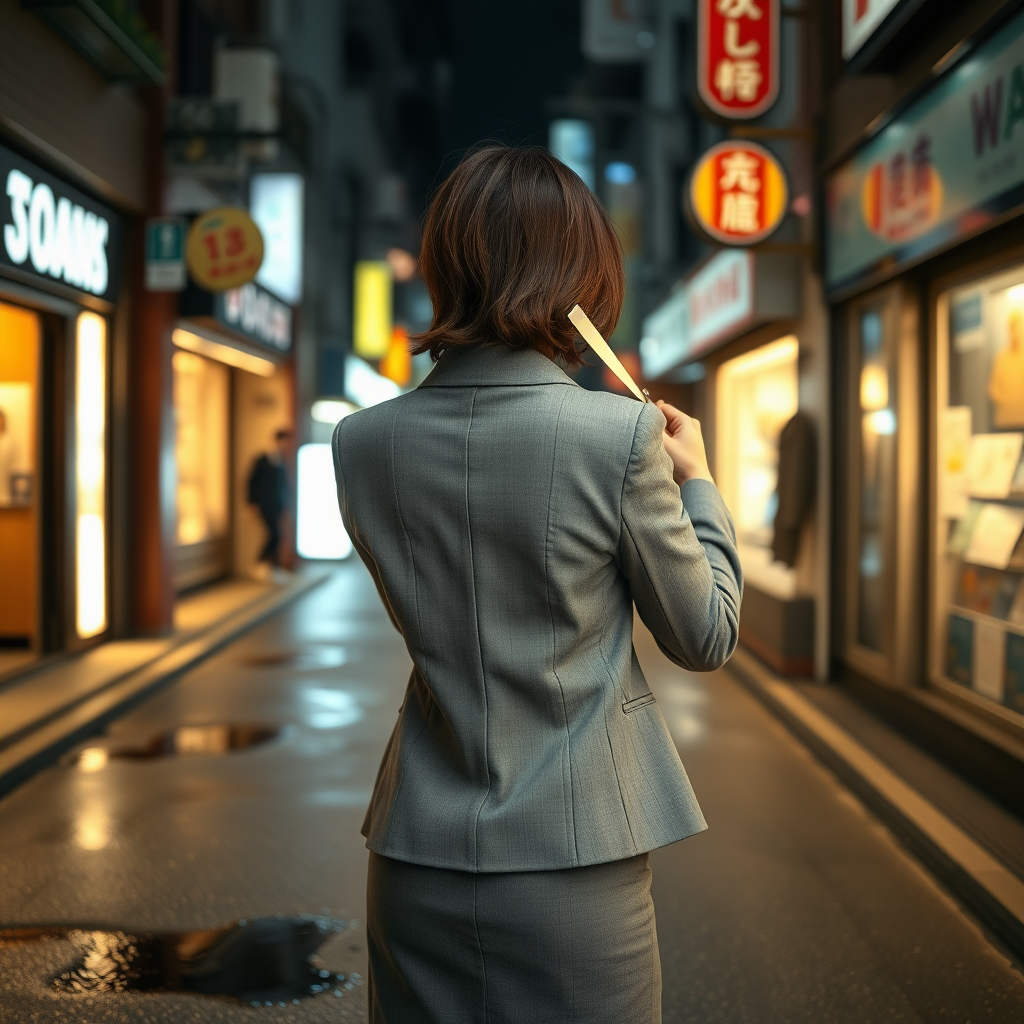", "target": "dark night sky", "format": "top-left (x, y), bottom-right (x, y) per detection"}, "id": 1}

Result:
top-left (442, 0), bottom-right (584, 161)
